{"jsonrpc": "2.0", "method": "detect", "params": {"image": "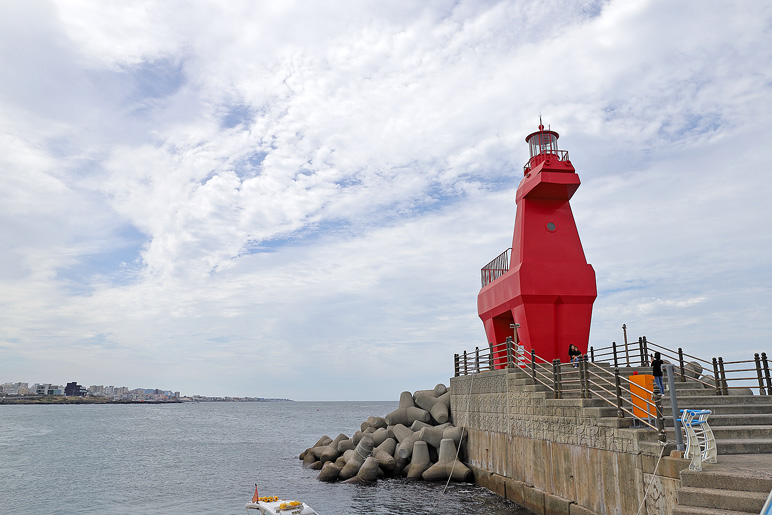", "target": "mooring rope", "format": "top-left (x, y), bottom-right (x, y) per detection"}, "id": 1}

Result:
top-left (635, 439), bottom-right (669, 515)
top-left (427, 371), bottom-right (474, 514)
top-left (355, 443), bottom-right (371, 460)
